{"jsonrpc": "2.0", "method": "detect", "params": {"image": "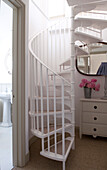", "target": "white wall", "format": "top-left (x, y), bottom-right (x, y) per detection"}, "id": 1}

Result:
top-left (29, 0), bottom-right (49, 38)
